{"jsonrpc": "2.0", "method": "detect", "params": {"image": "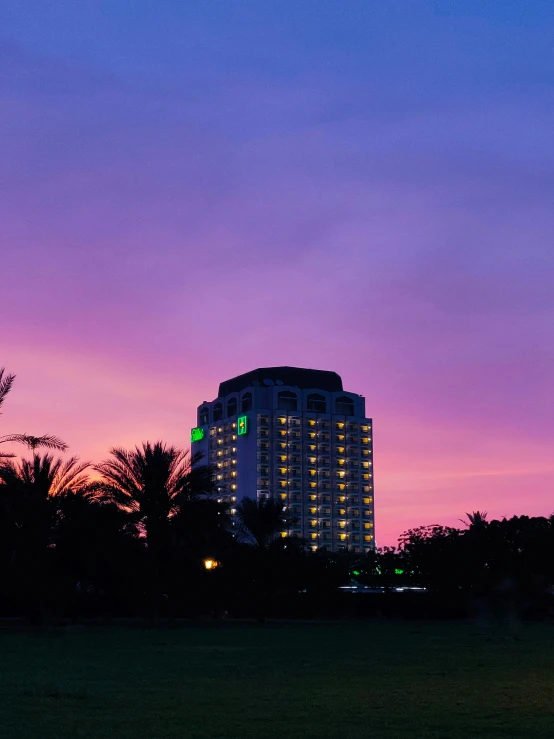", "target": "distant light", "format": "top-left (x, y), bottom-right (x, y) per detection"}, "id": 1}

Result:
top-left (204, 559), bottom-right (219, 570)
